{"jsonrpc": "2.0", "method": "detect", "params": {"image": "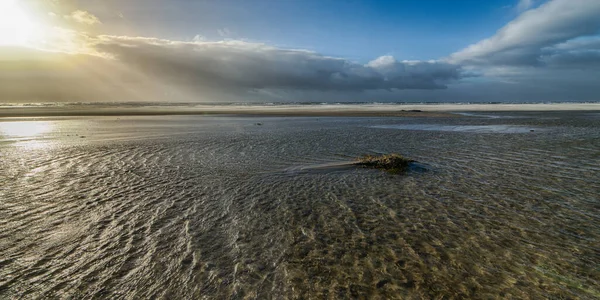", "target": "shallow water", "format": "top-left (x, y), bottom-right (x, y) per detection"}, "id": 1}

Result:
top-left (371, 124), bottom-right (543, 133)
top-left (1, 112), bottom-right (599, 299)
